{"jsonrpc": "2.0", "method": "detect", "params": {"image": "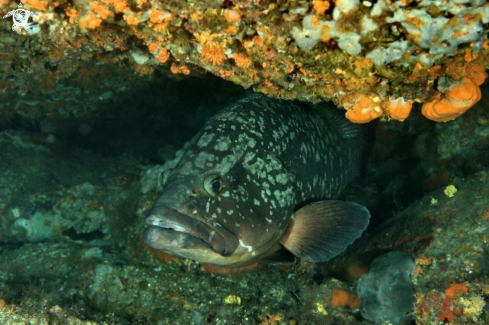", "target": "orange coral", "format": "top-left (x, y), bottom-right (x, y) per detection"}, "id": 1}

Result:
top-left (422, 77), bottom-right (482, 122)
top-left (148, 10), bottom-right (171, 24)
top-left (413, 256), bottom-right (433, 277)
top-left (413, 264), bottom-right (423, 278)
top-left (345, 94), bottom-right (383, 124)
top-left (194, 32), bottom-right (221, 44)
top-left (148, 42), bottom-right (158, 53)
top-left (313, 0), bottom-right (330, 15)
top-left (201, 44), bottom-right (227, 66)
top-left (134, 0), bottom-right (147, 9)
top-left (224, 25), bottom-right (238, 35)
top-left (438, 310), bottom-right (459, 322)
top-left (415, 256), bottom-right (433, 266)
top-left (24, 0), bottom-right (48, 11)
top-left (445, 283), bottom-right (468, 298)
top-left (156, 48), bottom-right (170, 63)
top-left (124, 15), bottom-right (139, 26)
top-left (386, 97), bottom-right (413, 121)
top-left (330, 288), bottom-right (361, 309)
top-left (435, 284), bottom-right (467, 322)
top-left (224, 9), bottom-right (241, 23)
top-left (219, 70), bottom-right (235, 78)
top-left (80, 11), bottom-right (103, 29)
top-left (89, 2), bottom-right (112, 20)
top-left (252, 35), bottom-right (264, 47)
top-left (310, 15), bottom-right (320, 26)
top-left (233, 53), bottom-right (252, 69)
top-left (65, 8), bottom-right (78, 25)
top-left (170, 63), bottom-right (190, 75)
top-left (153, 23), bottom-right (168, 33)
top-left (108, 0), bottom-right (128, 13)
